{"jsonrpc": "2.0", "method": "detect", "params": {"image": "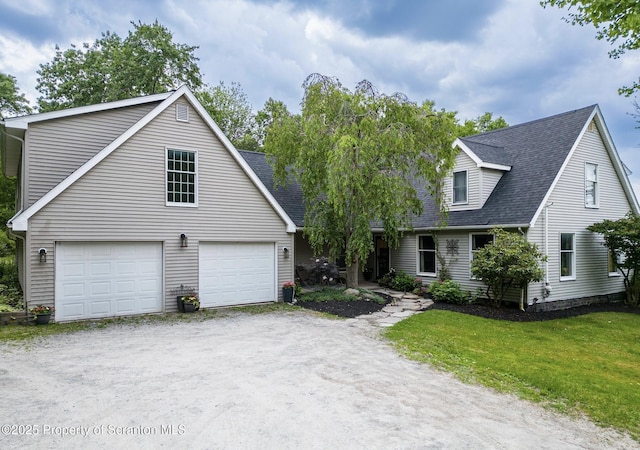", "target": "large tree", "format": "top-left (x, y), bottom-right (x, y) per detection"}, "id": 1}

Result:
top-left (457, 112), bottom-right (508, 137)
top-left (588, 213), bottom-right (640, 306)
top-left (0, 72), bottom-right (31, 119)
top-left (264, 74), bottom-right (458, 287)
top-left (196, 82), bottom-right (259, 150)
top-left (541, 0), bottom-right (640, 96)
top-left (36, 20), bottom-right (202, 112)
